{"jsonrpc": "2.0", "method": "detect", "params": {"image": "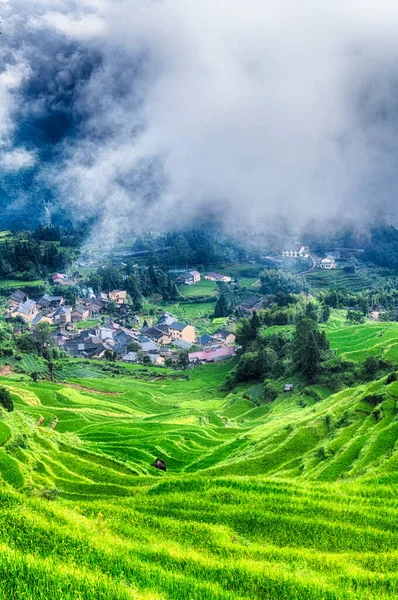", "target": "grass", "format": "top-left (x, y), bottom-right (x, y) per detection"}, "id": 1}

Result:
top-left (0, 326), bottom-right (397, 597)
top-left (179, 279), bottom-right (219, 298)
top-left (0, 279), bottom-right (44, 289)
top-left (75, 319), bottom-right (100, 329)
top-left (161, 301), bottom-right (216, 319)
top-left (305, 267), bottom-right (382, 293)
top-left (323, 311), bottom-right (398, 363)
